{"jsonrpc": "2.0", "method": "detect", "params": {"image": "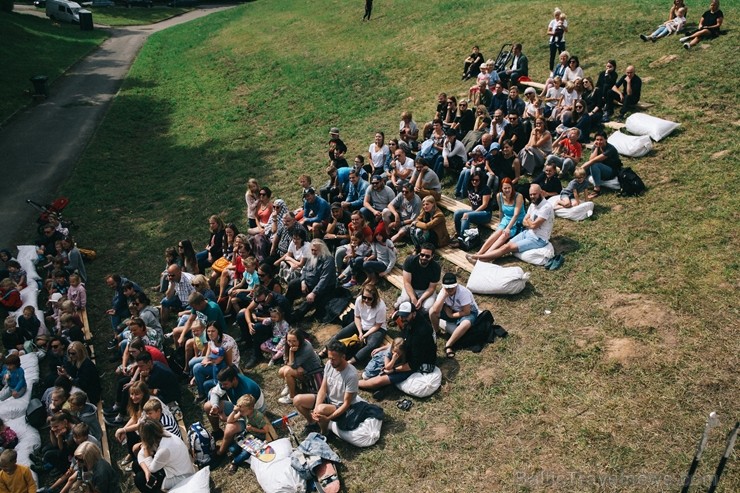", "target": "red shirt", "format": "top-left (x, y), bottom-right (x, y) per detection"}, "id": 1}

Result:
top-left (560, 139), bottom-right (582, 161)
top-left (145, 346), bottom-right (169, 368)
